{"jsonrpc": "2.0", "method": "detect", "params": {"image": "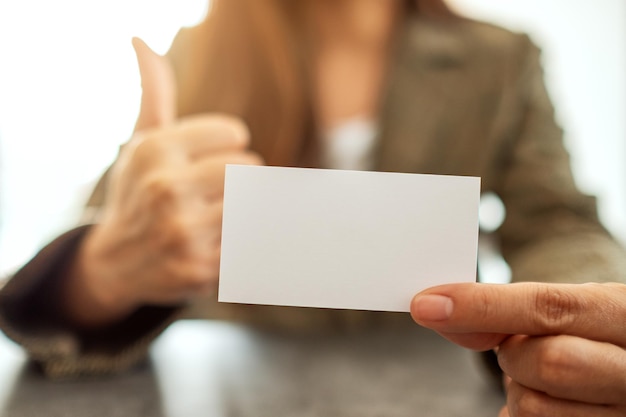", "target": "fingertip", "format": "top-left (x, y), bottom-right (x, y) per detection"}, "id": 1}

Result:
top-left (131, 37), bottom-right (163, 70)
top-left (131, 37), bottom-right (150, 56)
top-left (228, 118), bottom-right (250, 147)
top-left (409, 293), bottom-right (421, 324)
top-left (132, 36), bottom-right (177, 131)
top-left (209, 114), bottom-right (250, 147)
top-left (131, 36), bottom-right (142, 48)
top-left (193, 113), bottom-right (250, 149)
top-left (243, 151), bottom-right (265, 167)
top-left (193, 114), bottom-right (251, 148)
top-left (410, 294), bottom-right (454, 324)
